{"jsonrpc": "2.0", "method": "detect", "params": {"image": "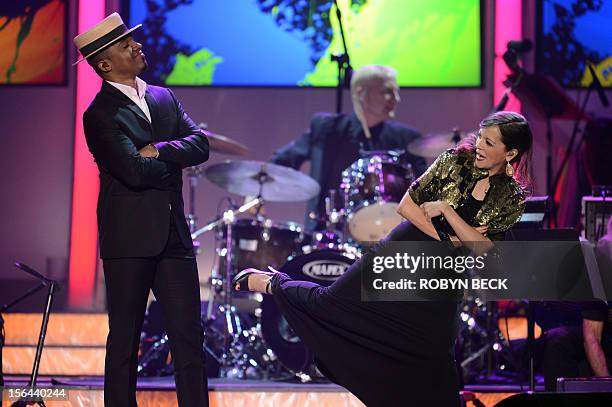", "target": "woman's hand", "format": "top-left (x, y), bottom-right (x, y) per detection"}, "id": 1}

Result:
top-left (420, 200), bottom-right (449, 220)
top-left (475, 225), bottom-right (488, 236)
